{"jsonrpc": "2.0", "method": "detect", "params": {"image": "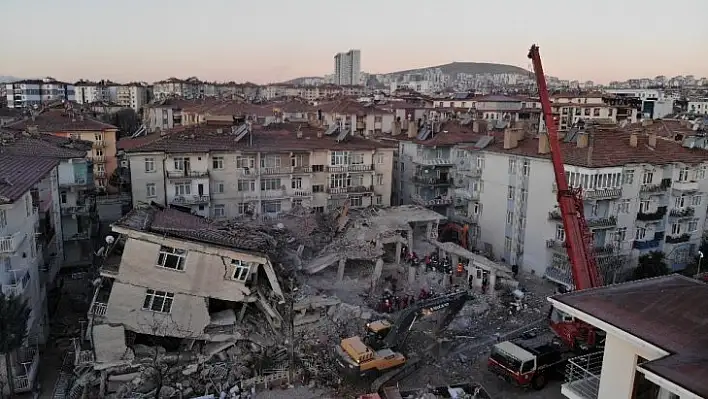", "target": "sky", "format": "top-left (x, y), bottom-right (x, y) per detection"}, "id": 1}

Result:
top-left (1, 0), bottom-right (707, 84)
